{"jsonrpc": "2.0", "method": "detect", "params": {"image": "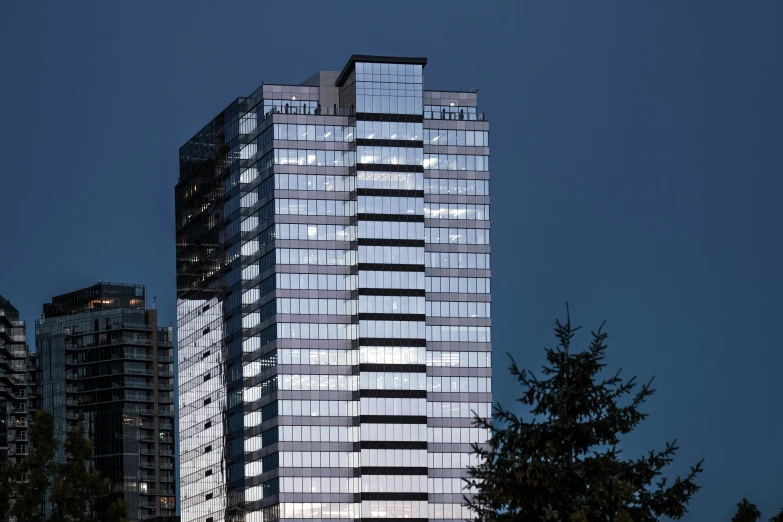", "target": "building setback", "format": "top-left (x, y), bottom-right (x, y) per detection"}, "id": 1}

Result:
top-left (176, 54), bottom-right (491, 522)
top-left (36, 282), bottom-right (176, 520)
